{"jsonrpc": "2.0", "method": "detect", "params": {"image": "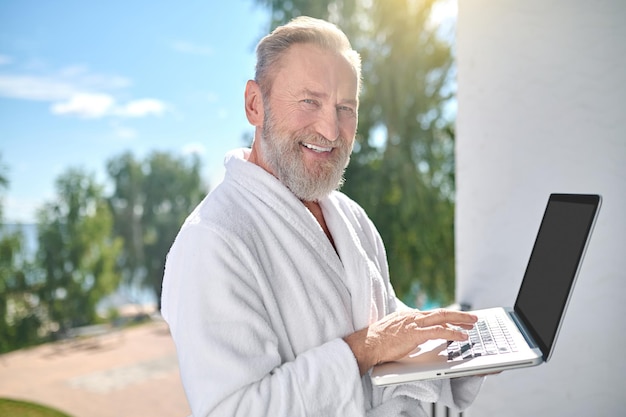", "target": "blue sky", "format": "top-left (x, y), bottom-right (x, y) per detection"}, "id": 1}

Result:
top-left (0, 0), bottom-right (269, 223)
